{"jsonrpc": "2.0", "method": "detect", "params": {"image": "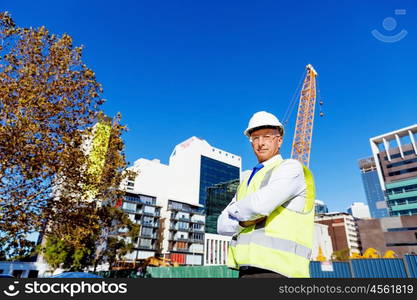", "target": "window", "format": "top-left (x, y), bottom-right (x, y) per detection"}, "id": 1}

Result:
top-left (386, 242), bottom-right (417, 246)
top-left (139, 195), bottom-right (155, 205)
top-left (384, 151), bottom-right (415, 160)
top-left (387, 158), bottom-right (417, 169)
top-left (122, 202), bottom-right (136, 212)
top-left (139, 239), bottom-right (152, 248)
top-left (142, 216), bottom-right (154, 226)
top-left (199, 156), bottom-right (240, 206)
top-left (141, 227), bottom-right (153, 237)
top-left (177, 221), bottom-right (189, 230)
top-left (144, 206), bottom-right (155, 214)
top-left (192, 233), bottom-right (204, 240)
top-left (387, 227), bottom-right (417, 232)
top-left (388, 167), bottom-right (417, 177)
